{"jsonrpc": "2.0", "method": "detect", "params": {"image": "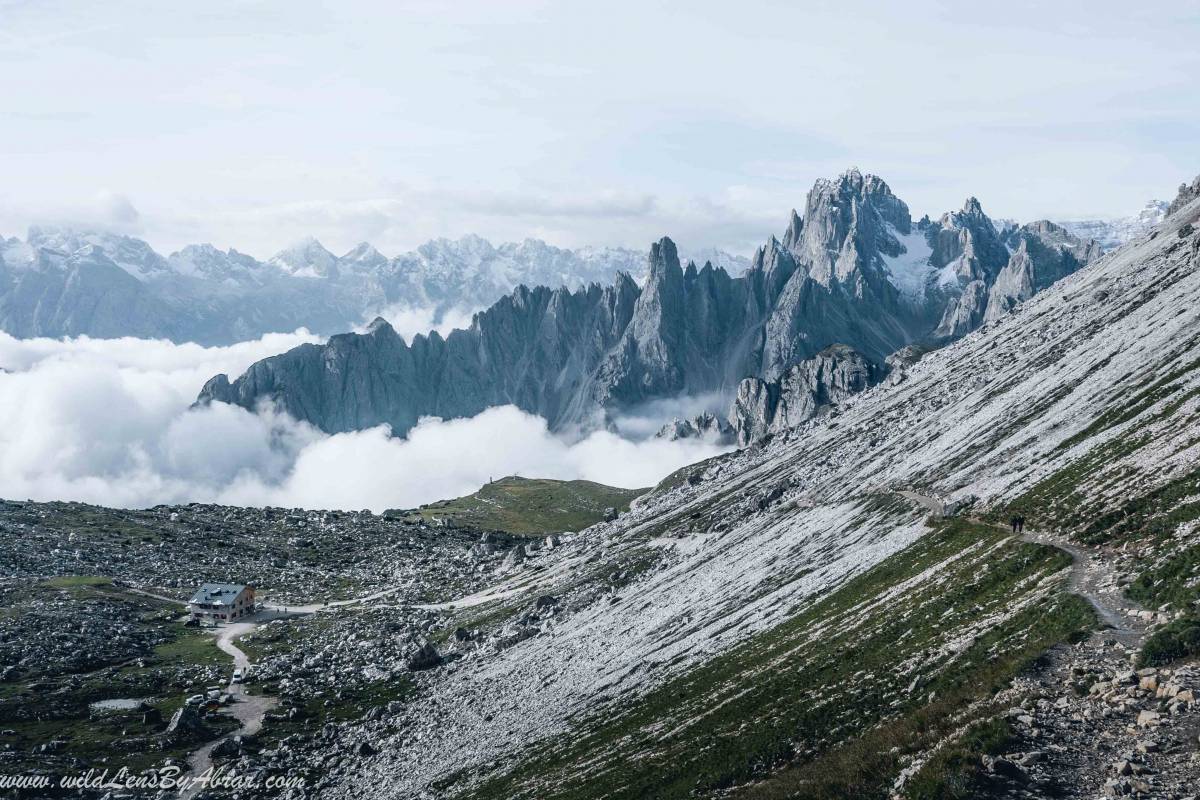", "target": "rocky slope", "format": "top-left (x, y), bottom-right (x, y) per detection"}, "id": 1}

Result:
top-left (0, 230), bottom-right (745, 345)
top-left (283, 176), bottom-right (1197, 799)
top-left (199, 169), bottom-right (1104, 437)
